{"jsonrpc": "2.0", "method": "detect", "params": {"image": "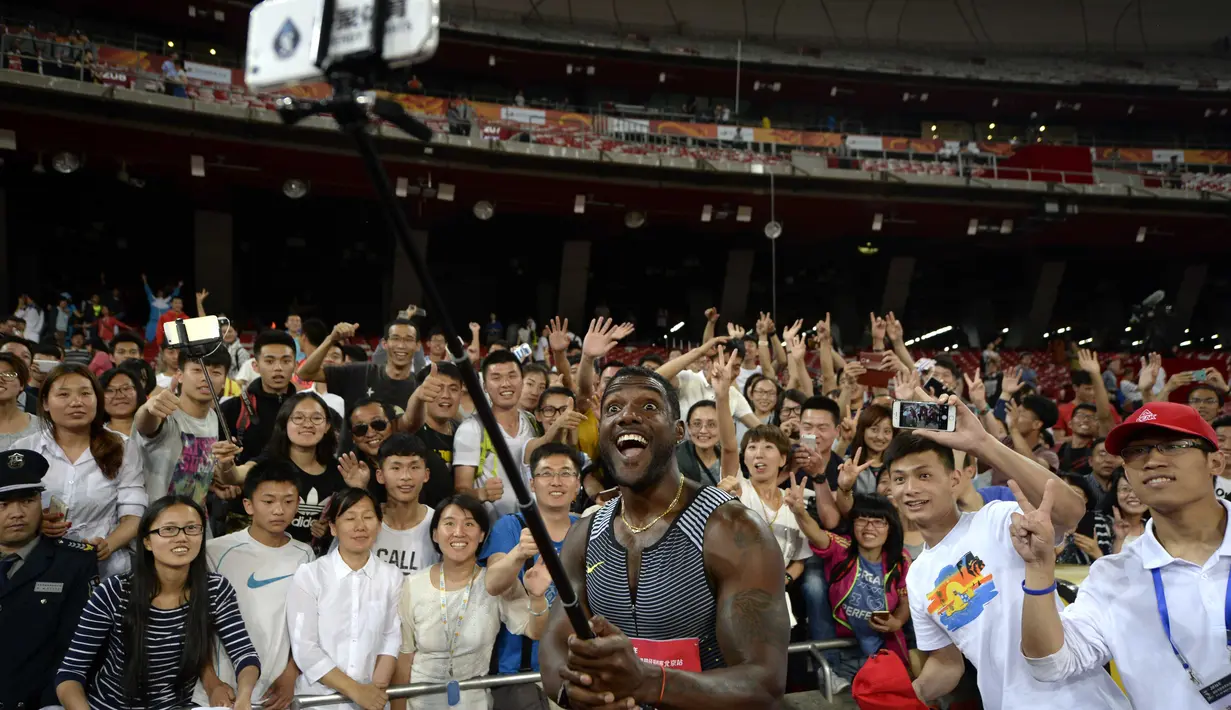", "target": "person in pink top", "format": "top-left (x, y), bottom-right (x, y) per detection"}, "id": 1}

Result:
top-left (787, 475), bottom-right (913, 681)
